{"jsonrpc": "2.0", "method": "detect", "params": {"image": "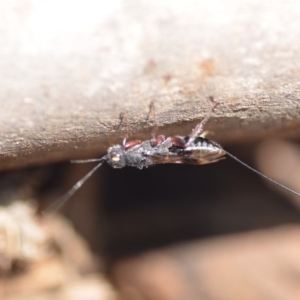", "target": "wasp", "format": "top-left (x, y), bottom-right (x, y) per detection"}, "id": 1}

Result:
top-left (47, 101), bottom-right (300, 213)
